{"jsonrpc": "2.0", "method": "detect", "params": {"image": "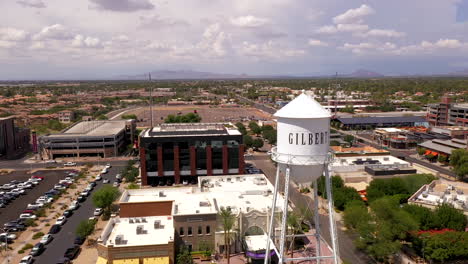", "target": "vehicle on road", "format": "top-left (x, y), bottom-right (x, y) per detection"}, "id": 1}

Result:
top-left (115, 174), bottom-right (121, 180)
top-left (77, 195), bottom-right (86, 202)
top-left (19, 213), bottom-right (37, 220)
top-left (30, 242), bottom-right (45, 256)
top-left (105, 163), bottom-right (111, 169)
top-left (69, 201), bottom-right (80, 210)
top-left (56, 257), bottom-right (71, 264)
top-left (74, 236), bottom-right (85, 245)
top-left (49, 224), bottom-right (61, 234)
top-left (64, 245), bottom-right (81, 259)
top-left (96, 175), bottom-right (102, 181)
top-left (80, 190), bottom-right (89, 197)
top-left (101, 168), bottom-right (108, 174)
top-left (45, 160), bottom-right (57, 164)
top-left (103, 179), bottom-right (110, 184)
top-left (113, 182), bottom-right (120, 187)
top-left (56, 216), bottom-right (67, 225)
top-left (63, 209), bottom-right (73, 218)
top-left (19, 255), bottom-right (33, 264)
top-left (40, 234), bottom-right (53, 244)
top-left (64, 162), bottom-right (77, 166)
top-left (93, 208), bottom-right (103, 216)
